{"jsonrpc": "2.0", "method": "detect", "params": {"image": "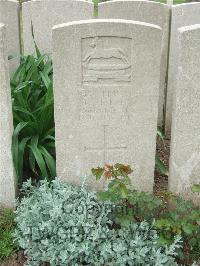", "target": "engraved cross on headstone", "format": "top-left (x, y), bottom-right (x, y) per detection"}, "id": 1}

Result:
top-left (84, 125), bottom-right (127, 163)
